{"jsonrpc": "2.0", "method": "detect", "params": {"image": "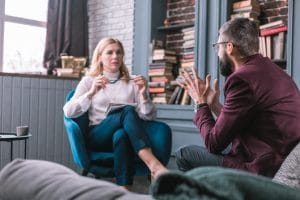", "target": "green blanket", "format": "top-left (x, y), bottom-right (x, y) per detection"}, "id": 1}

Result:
top-left (151, 167), bottom-right (300, 200)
